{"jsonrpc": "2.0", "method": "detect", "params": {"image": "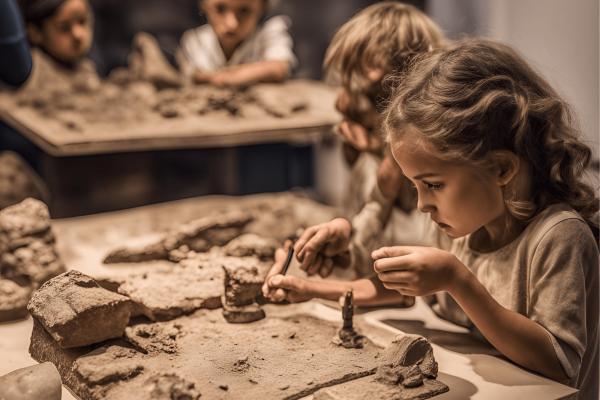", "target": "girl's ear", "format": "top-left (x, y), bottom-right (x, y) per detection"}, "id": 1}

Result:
top-left (491, 151), bottom-right (520, 187)
top-left (26, 24), bottom-right (44, 46)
